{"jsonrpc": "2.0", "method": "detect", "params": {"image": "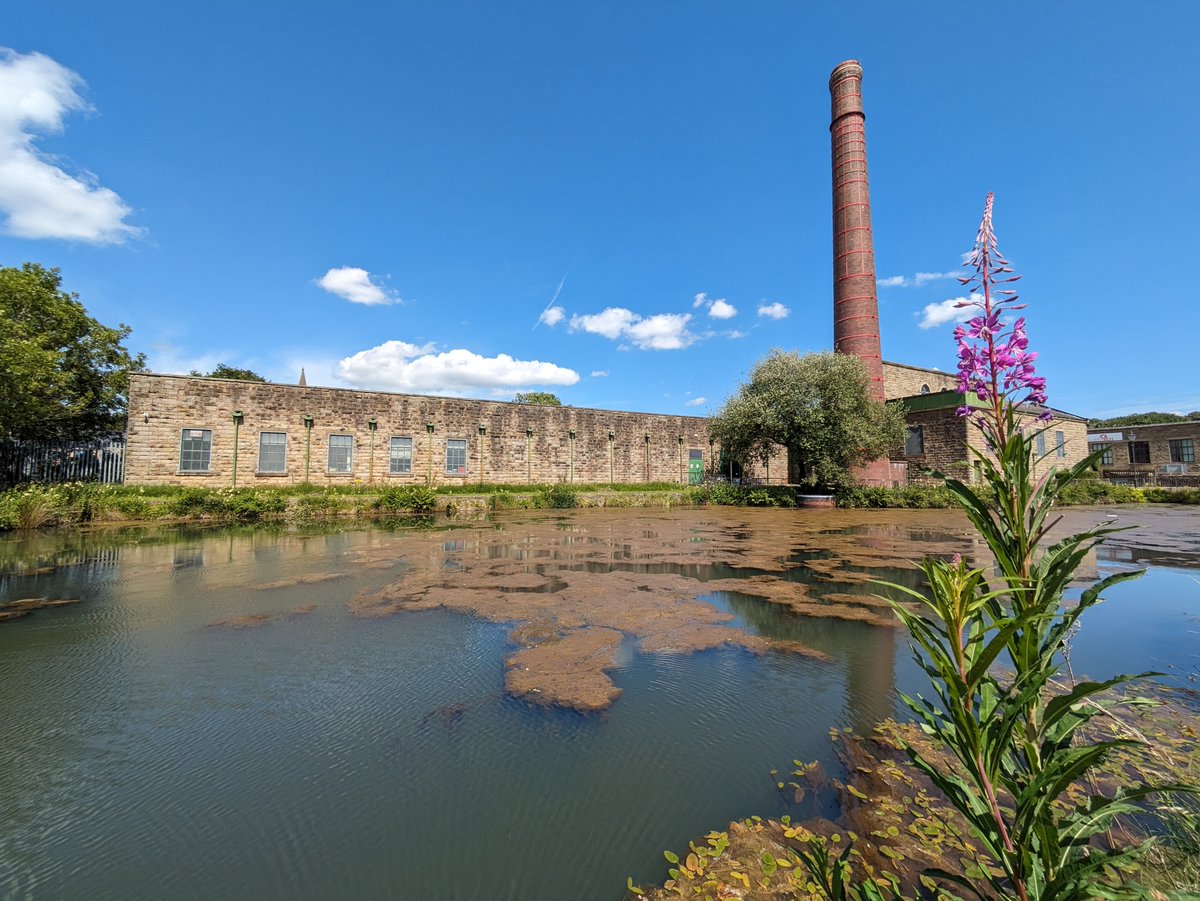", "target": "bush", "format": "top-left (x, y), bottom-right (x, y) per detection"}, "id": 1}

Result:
top-left (1144, 487), bottom-right (1200, 505)
top-left (292, 490), bottom-right (345, 518)
top-left (534, 483), bottom-right (578, 508)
